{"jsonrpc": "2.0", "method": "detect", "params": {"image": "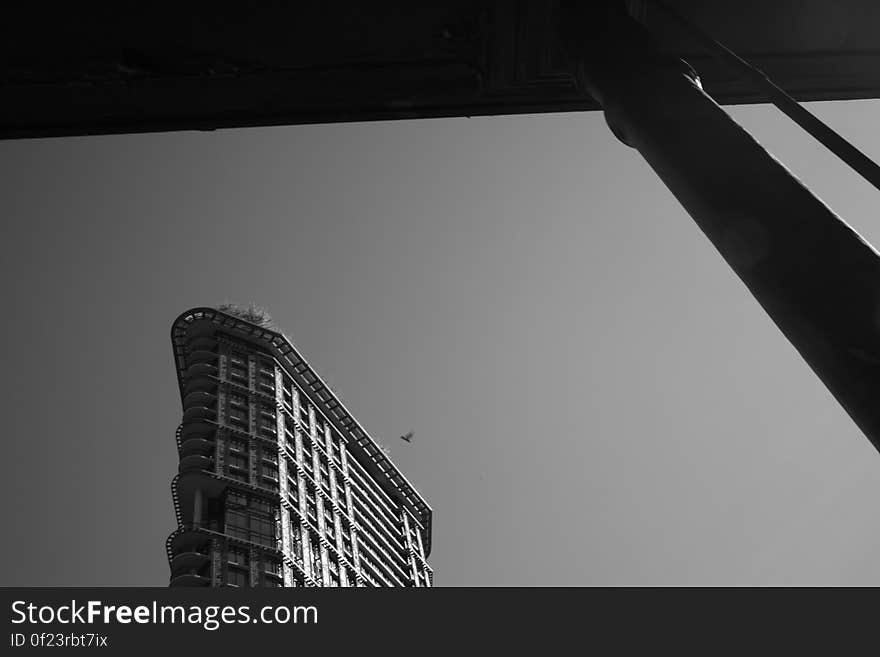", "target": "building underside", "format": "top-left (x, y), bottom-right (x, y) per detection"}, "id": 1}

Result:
top-left (2, 1), bottom-right (880, 139)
